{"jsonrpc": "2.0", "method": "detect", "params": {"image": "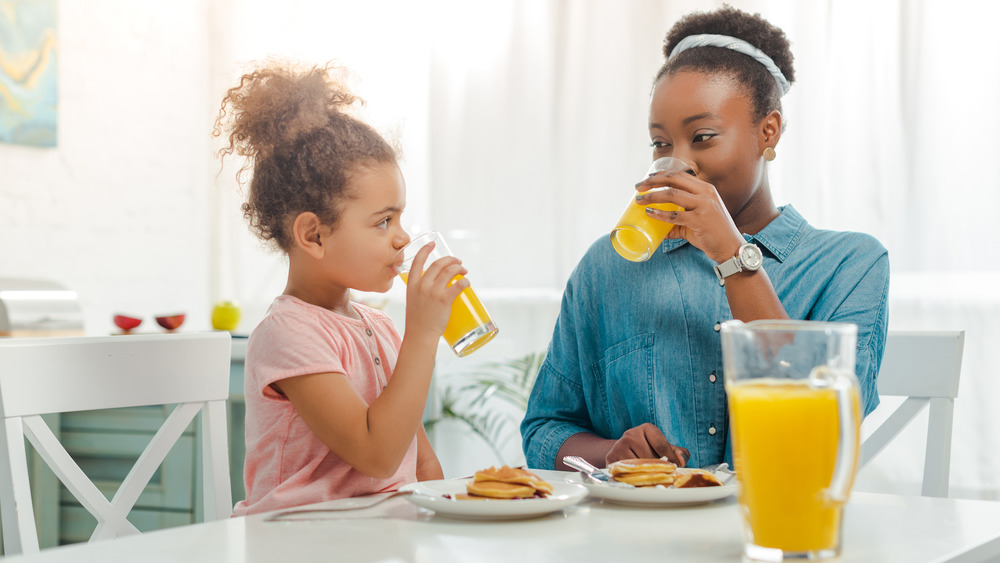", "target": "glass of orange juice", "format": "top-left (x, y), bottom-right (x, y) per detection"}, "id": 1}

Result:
top-left (610, 156), bottom-right (694, 262)
top-left (720, 320), bottom-right (860, 561)
top-left (395, 232), bottom-right (498, 357)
